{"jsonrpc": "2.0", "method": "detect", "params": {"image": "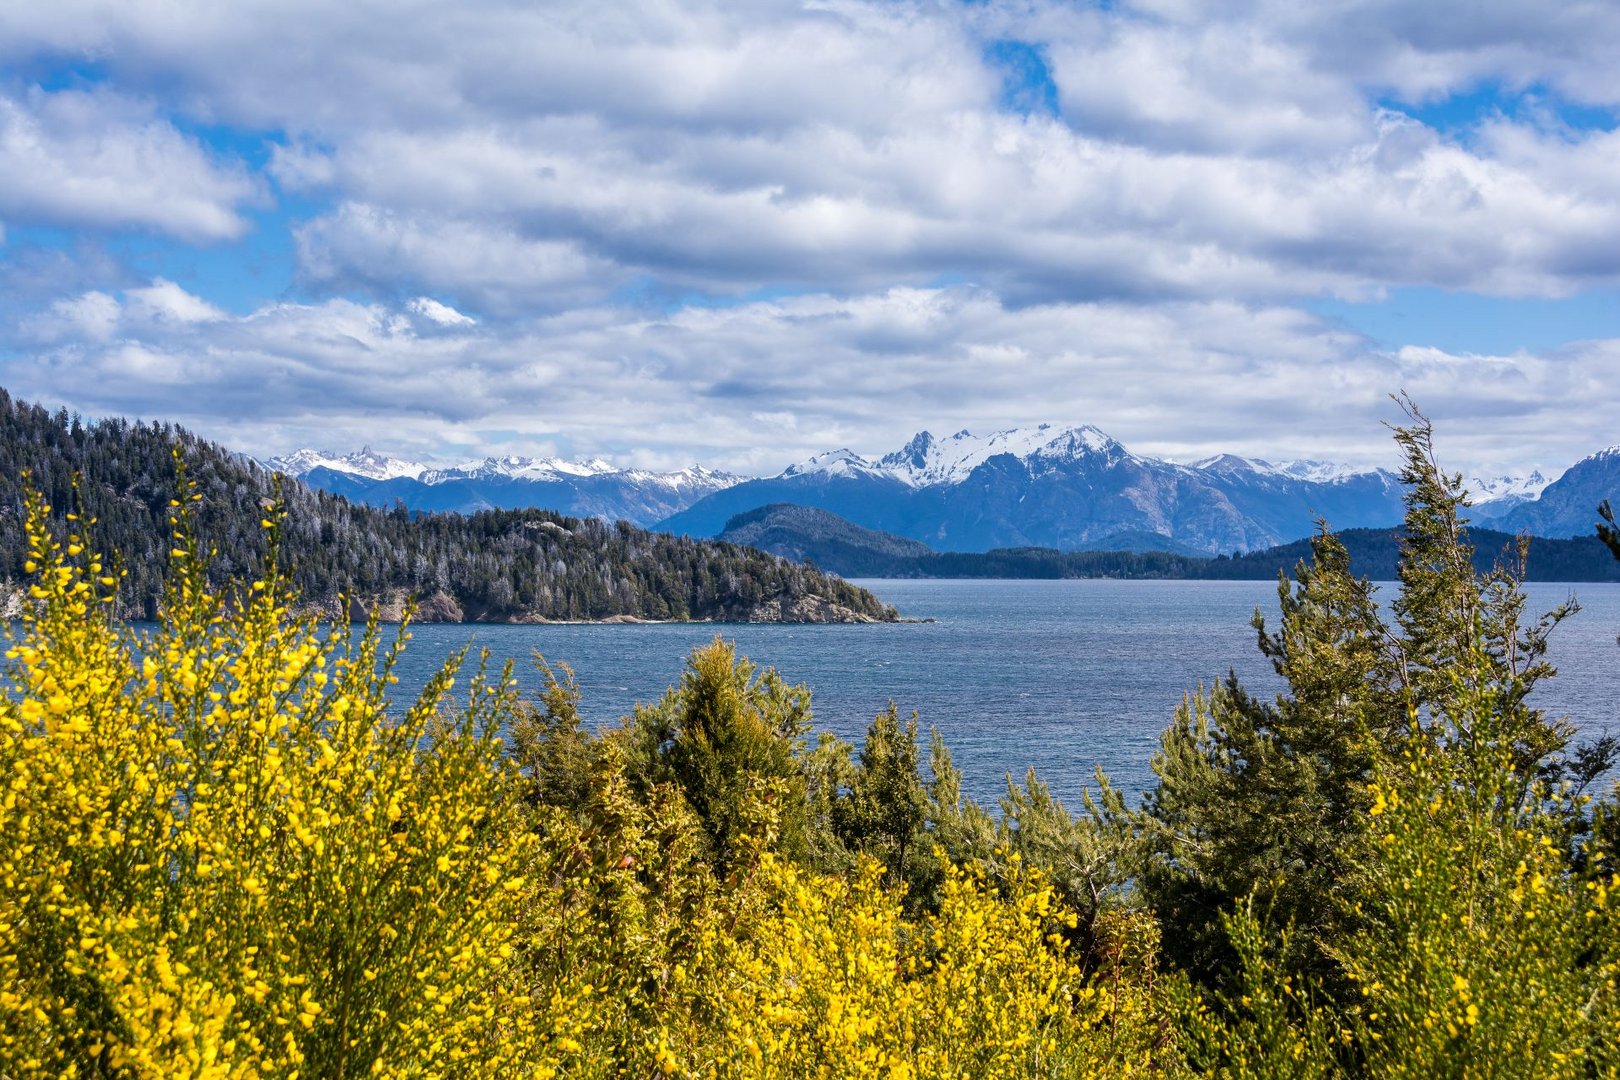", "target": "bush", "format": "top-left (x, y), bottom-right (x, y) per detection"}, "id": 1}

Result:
top-left (0, 482), bottom-right (532, 1077)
